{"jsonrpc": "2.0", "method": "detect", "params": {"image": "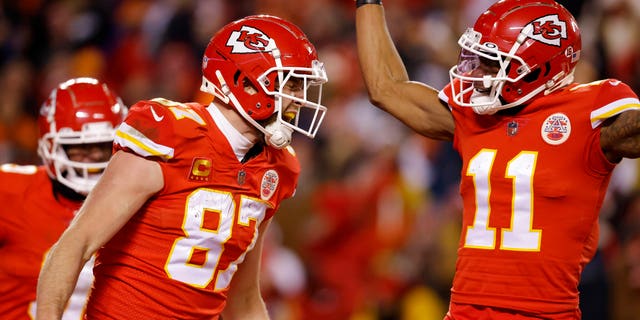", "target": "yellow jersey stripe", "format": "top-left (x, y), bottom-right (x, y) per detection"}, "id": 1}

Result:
top-left (590, 98), bottom-right (640, 128)
top-left (114, 123), bottom-right (175, 159)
